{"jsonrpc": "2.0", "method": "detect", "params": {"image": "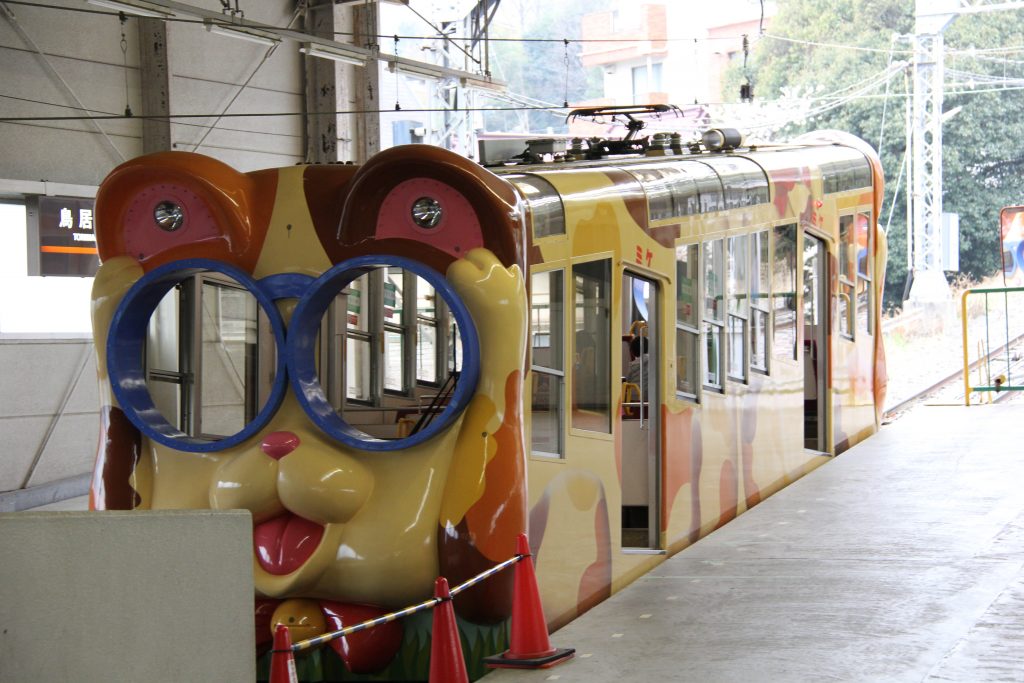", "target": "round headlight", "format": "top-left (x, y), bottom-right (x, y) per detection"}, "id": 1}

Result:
top-left (154, 201), bottom-right (185, 232)
top-left (411, 196), bottom-right (442, 229)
